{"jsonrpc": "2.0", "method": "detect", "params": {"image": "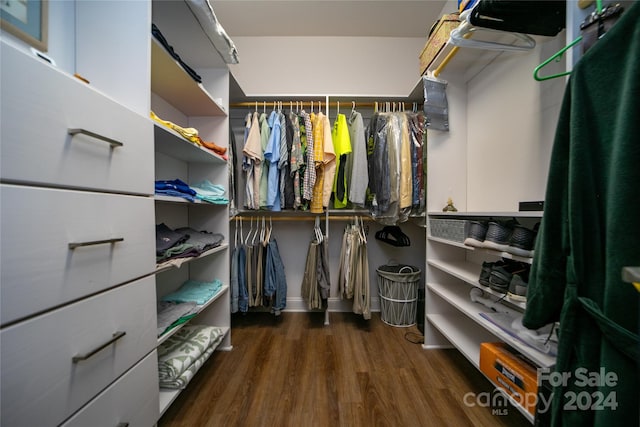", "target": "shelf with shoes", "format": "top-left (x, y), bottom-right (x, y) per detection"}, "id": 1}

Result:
top-left (425, 210), bottom-right (551, 424)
